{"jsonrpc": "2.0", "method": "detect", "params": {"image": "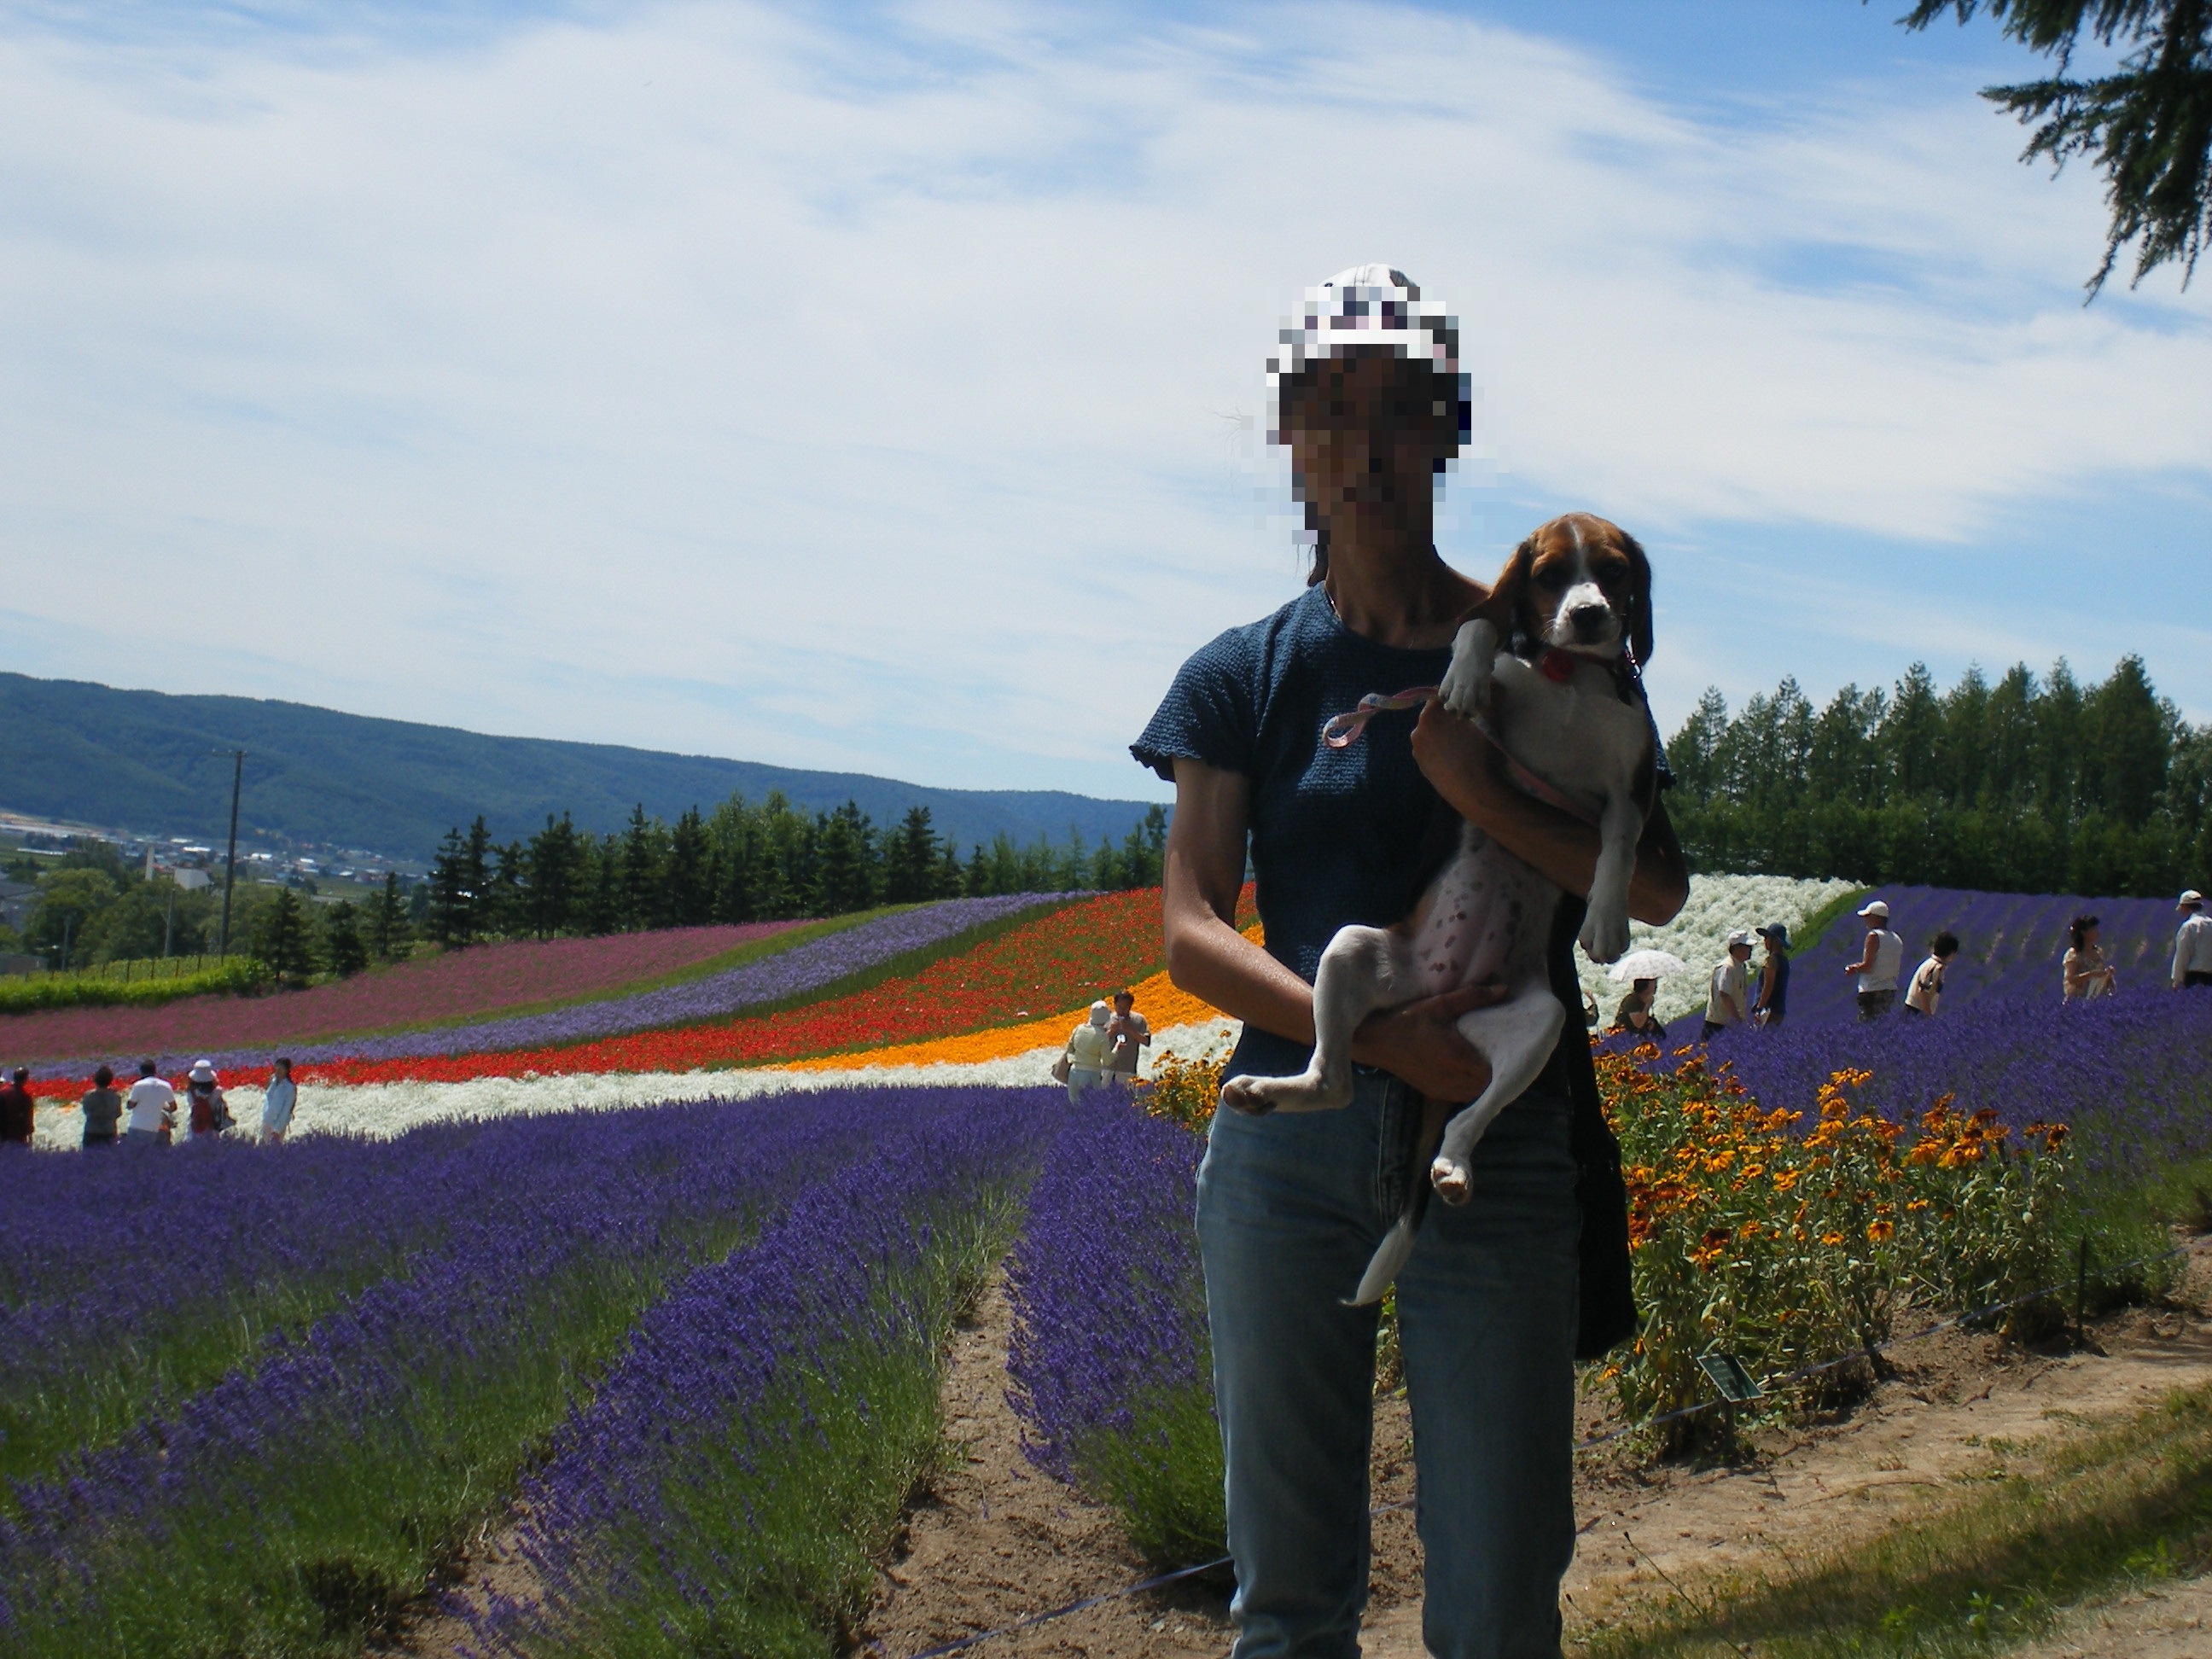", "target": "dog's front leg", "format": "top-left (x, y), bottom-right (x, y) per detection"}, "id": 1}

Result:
top-left (1439, 618), bottom-right (1499, 718)
top-left (1577, 788), bottom-right (1642, 964)
top-left (1219, 924), bottom-right (1412, 1116)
